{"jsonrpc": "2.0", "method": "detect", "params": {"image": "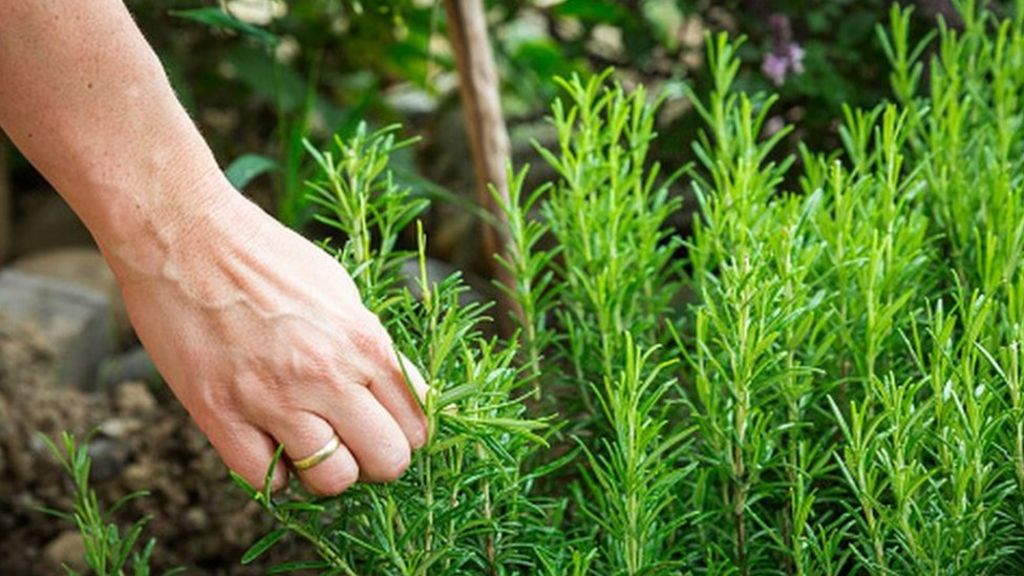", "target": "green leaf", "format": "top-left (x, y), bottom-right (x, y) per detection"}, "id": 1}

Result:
top-left (36, 506), bottom-right (74, 522)
top-left (223, 45), bottom-right (306, 111)
top-left (225, 154), bottom-right (278, 190)
top-left (267, 560), bottom-right (330, 574)
top-left (229, 471), bottom-right (259, 501)
top-left (110, 490), bottom-right (151, 515)
top-left (241, 528), bottom-right (288, 564)
top-left (170, 8), bottom-right (278, 46)
top-left (262, 444), bottom-right (286, 503)
top-left (276, 501), bottom-right (326, 513)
